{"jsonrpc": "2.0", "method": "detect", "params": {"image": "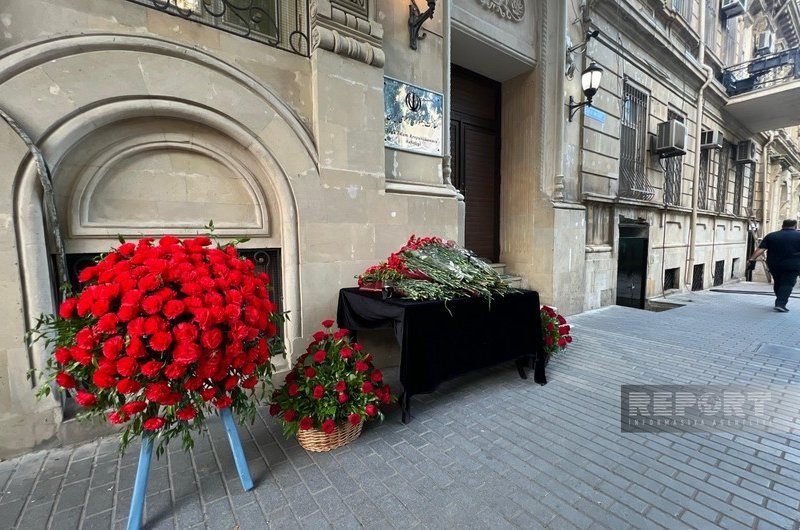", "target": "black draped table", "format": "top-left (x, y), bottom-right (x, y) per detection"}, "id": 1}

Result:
top-left (336, 288), bottom-right (547, 422)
